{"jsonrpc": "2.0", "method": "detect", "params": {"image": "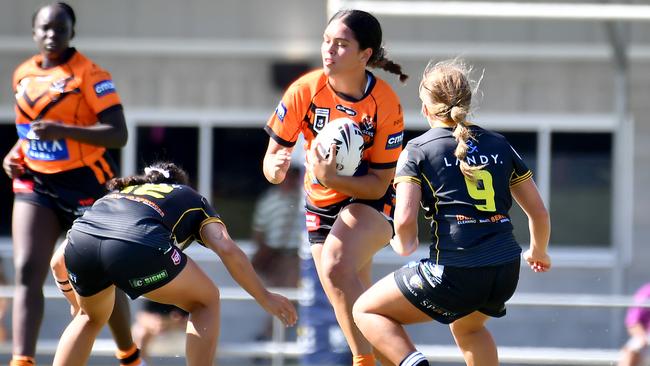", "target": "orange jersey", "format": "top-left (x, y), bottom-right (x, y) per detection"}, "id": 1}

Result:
top-left (13, 49), bottom-right (122, 174)
top-left (265, 70), bottom-right (404, 207)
